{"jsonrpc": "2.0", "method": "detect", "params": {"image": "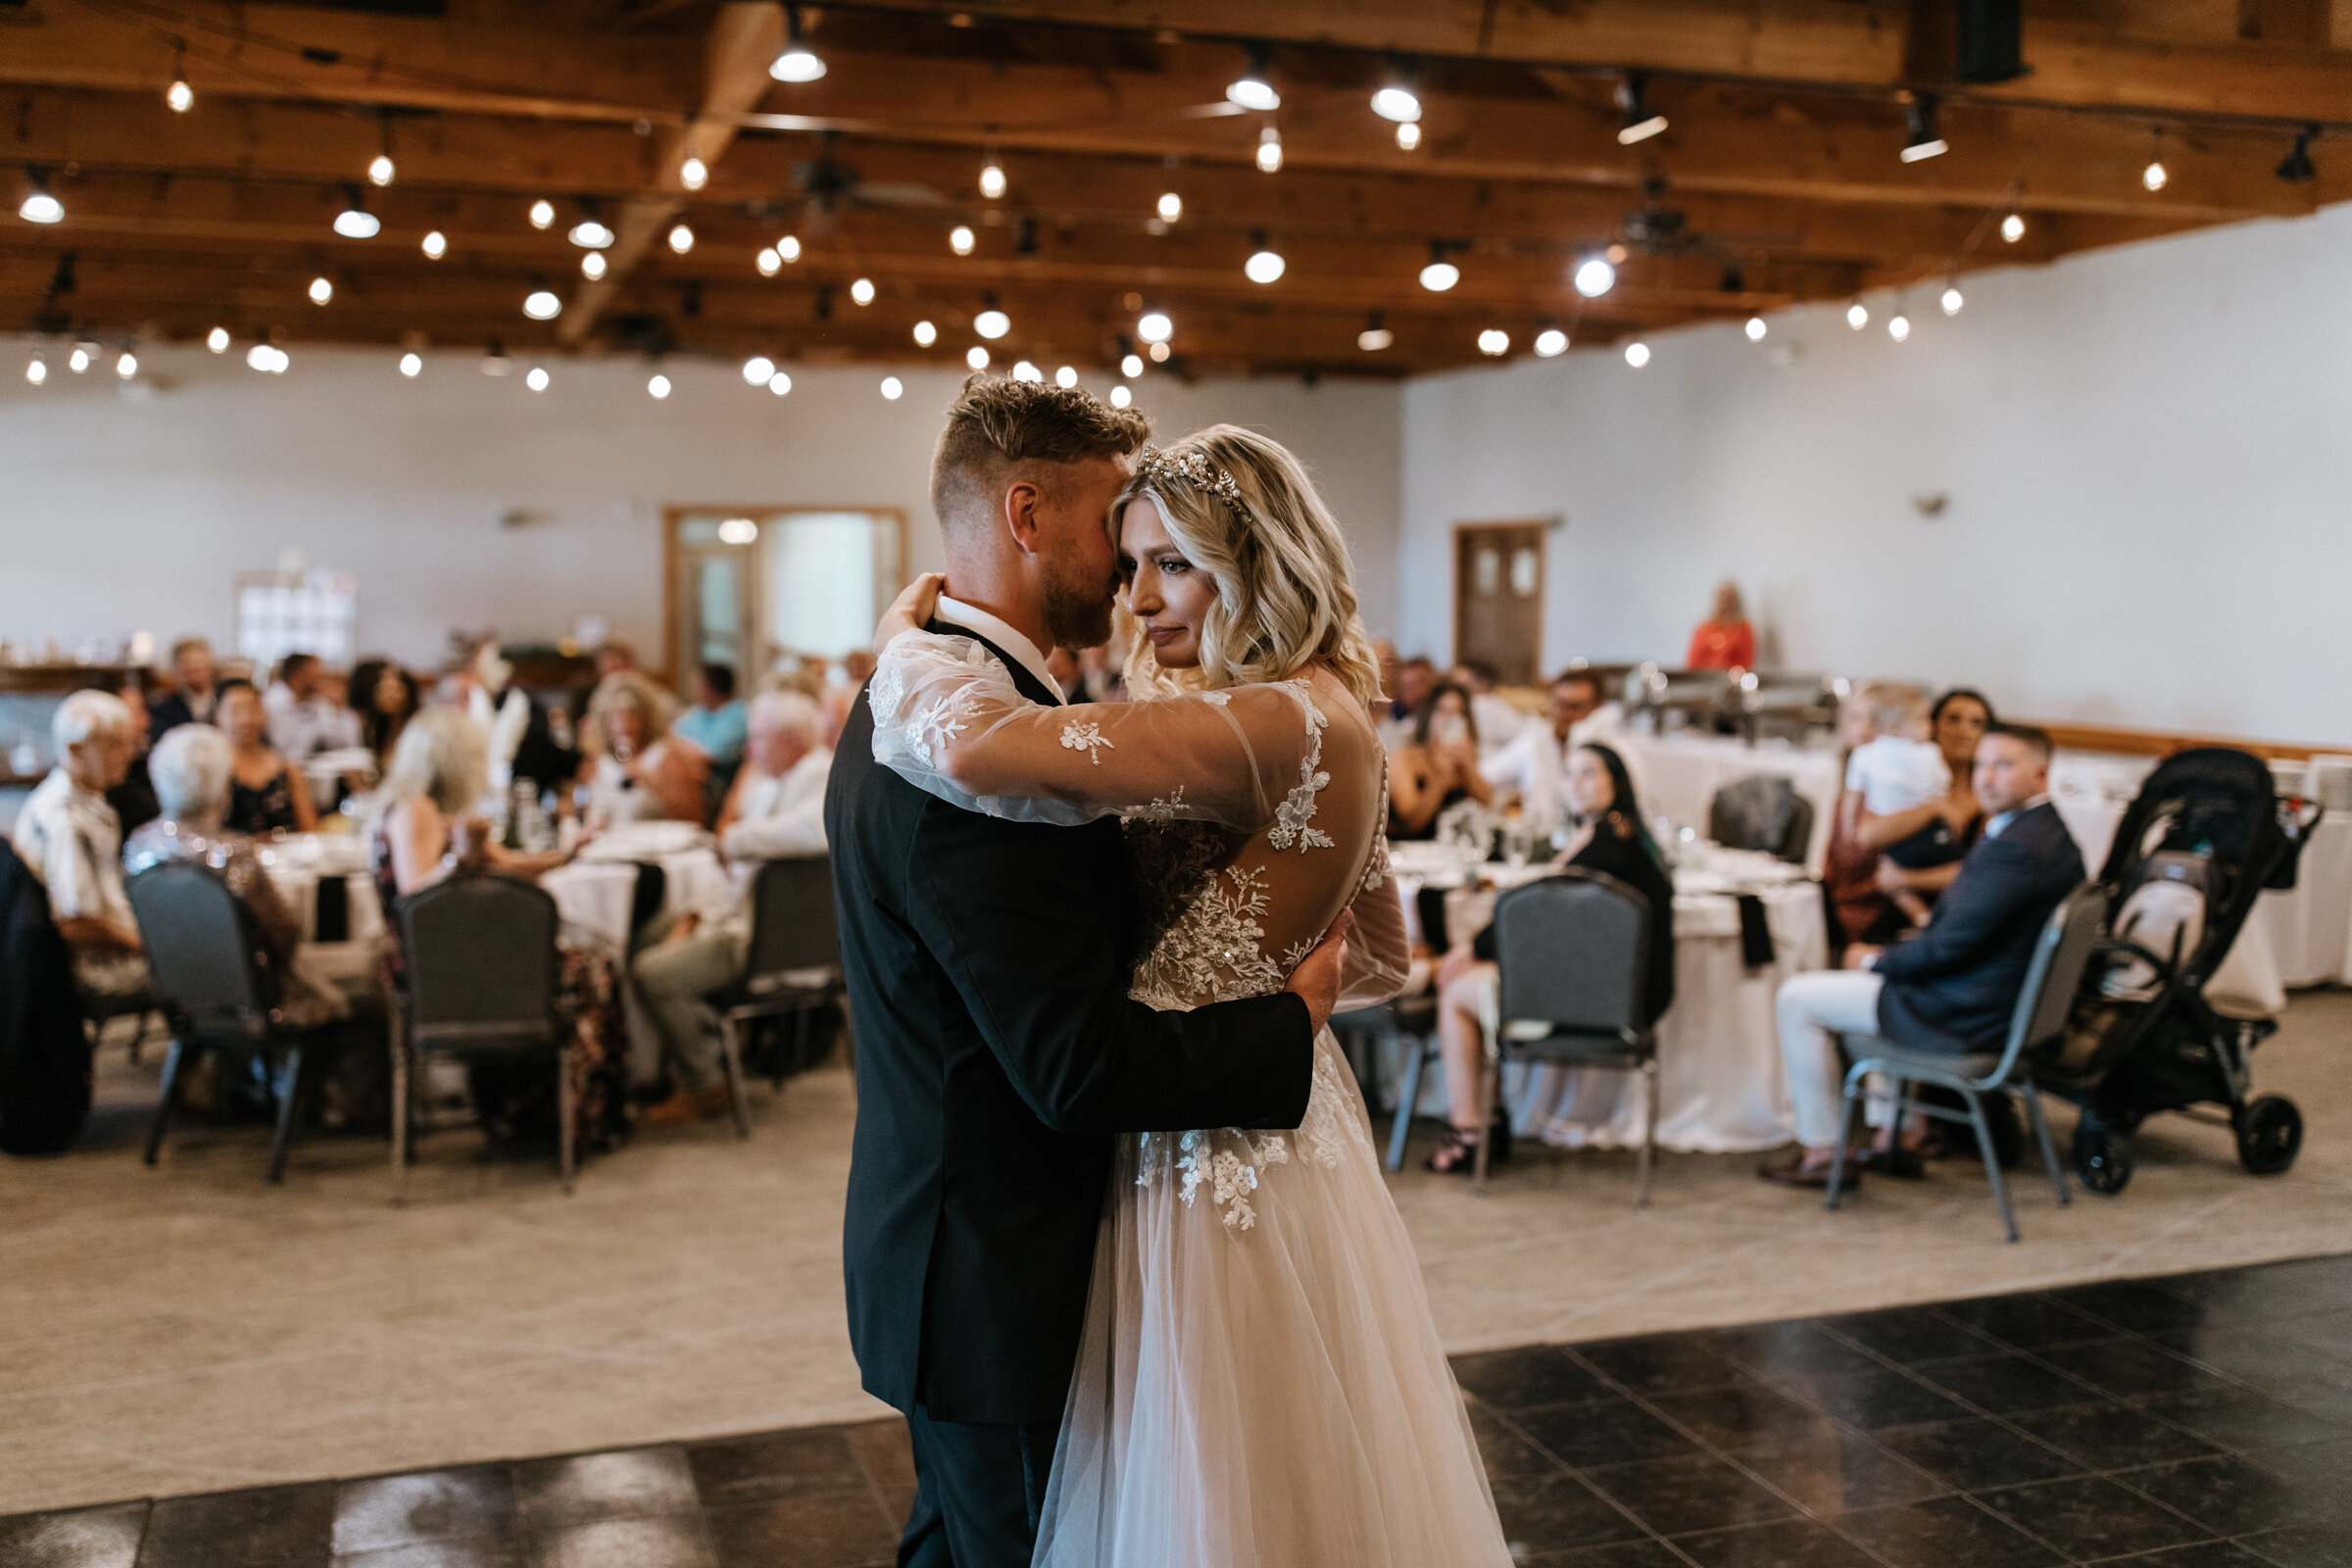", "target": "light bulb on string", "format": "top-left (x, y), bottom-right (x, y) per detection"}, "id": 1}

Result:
top-left (399, 352), bottom-right (421, 377)
top-left (1109, 384), bottom-right (1132, 409)
top-left (679, 156), bottom-right (708, 191)
top-left (1419, 243), bottom-right (1459, 293)
top-left (1148, 341), bottom-right (1170, 363)
top-left (1745, 317), bottom-right (1768, 341)
top-left (1396, 122), bottom-right (1421, 151)
top-left (966, 346), bottom-right (990, 370)
top-left (743, 355), bottom-right (776, 385)
top-left (978, 156), bottom-right (1007, 199)
top-left (768, 371), bottom-right (792, 396)
top-left (1941, 284), bottom-right (1964, 316)
top-left (950, 224), bottom-right (975, 255)
top-left (2143, 159), bottom-right (2168, 191)
top-left (1846, 301), bottom-right (1869, 329)
top-left (207, 327), bottom-right (229, 353)
top-left (912, 319), bottom-right (937, 346)
top-left (1535, 327), bottom-right (1568, 357)
top-left (523, 288), bottom-right (562, 320)
top-left (1887, 313), bottom-right (1911, 341)
top-left (117, 351), bottom-right (138, 379)
top-left (309, 275), bottom-right (334, 306)
top-left (648, 373), bottom-right (671, 399)
top-left (167, 75), bottom-right (193, 114)
top-left (1256, 126), bottom-right (1283, 173)
top-left (1137, 311), bottom-right (1173, 344)
top-left (850, 277), bottom-right (875, 305)
top-left (2000, 212), bottom-right (2025, 243)
top-left (974, 309), bottom-right (1010, 339)
top-left (1573, 256), bottom-right (1615, 297)
top-left (1477, 329), bottom-right (1508, 357)
top-left (668, 224), bottom-right (695, 255)
top-left (1624, 341), bottom-right (1650, 368)
top-left (1244, 231), bottom-right (1285, 284)
top-left (333, 188), bottom-right (380, 239)
top-left (1371, 58), bottom-right (1421, 123)
top-left (1055, 366), bottom-right (1077, 387)
top-left (880, 376), bottom-right (905, 400)
top-left (26, 356), bottom-right (46, 384)
top-left (528, 199), bottom-right (555, 229)
top-left (368, 153), bottom-right (395, 187)
top-left (421, 229), bottom-right (447, 259)
top-left (69, 343), bottom-right (91, 372)
top-left (756, 248), bottom-right (780, 276)
top-left (1121, 353), bottom-right (1144, 377)
top-left (1012, 361), bottom-right (1041, 382)
top-left (1157, 190), bottom-right (1183, 222)
top-left (569, 216), bottom-right (614, 249)
top-left (582, 251), bottom-right (608, 279)
top-left (526, 367), bottom-right (550, 392)
top-left (778, 235), bottom-right (802, 263)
